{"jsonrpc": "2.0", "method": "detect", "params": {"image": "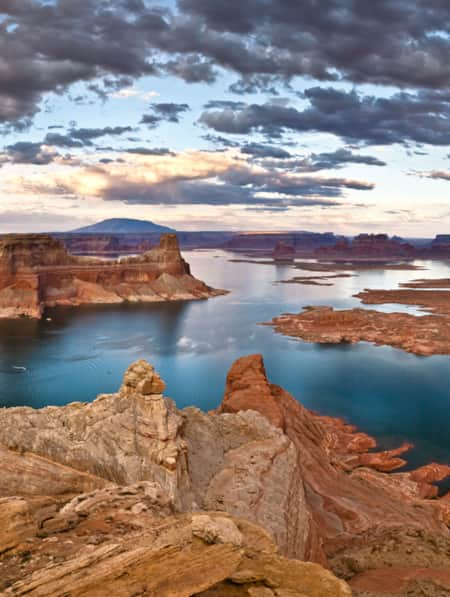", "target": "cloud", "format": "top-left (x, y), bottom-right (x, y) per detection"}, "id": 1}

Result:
top-left (420, 170), bottom-right (450, 181)
top-left (241, 143), bottom-right (292, 159)
top-left (178, 0), bottom-right (450, 89)
top-left (200, 88), bottom-right (450, 146)
top-left (0, 141), bottom-right (60, 165)
top-left (124, 147), bottom-right (174, 156)
top-left (5, 149), bottom-right (374, 209)
top-left (308, 148), bottom-right (387, 168)
top-left (67, 126), bottom-right (134, 145)
top-left (1, 0), bottom-right (449, 127)
top-left (43, 133), bottom-right (85, 148)
top-left (140, 102), bottom-right (190, 127)
top-left (109, 86), bottom-right (159, 100)
top-left (164, 55), bottom-right (216, 83)
top-left (0, 126), bottom-right (136, 163)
